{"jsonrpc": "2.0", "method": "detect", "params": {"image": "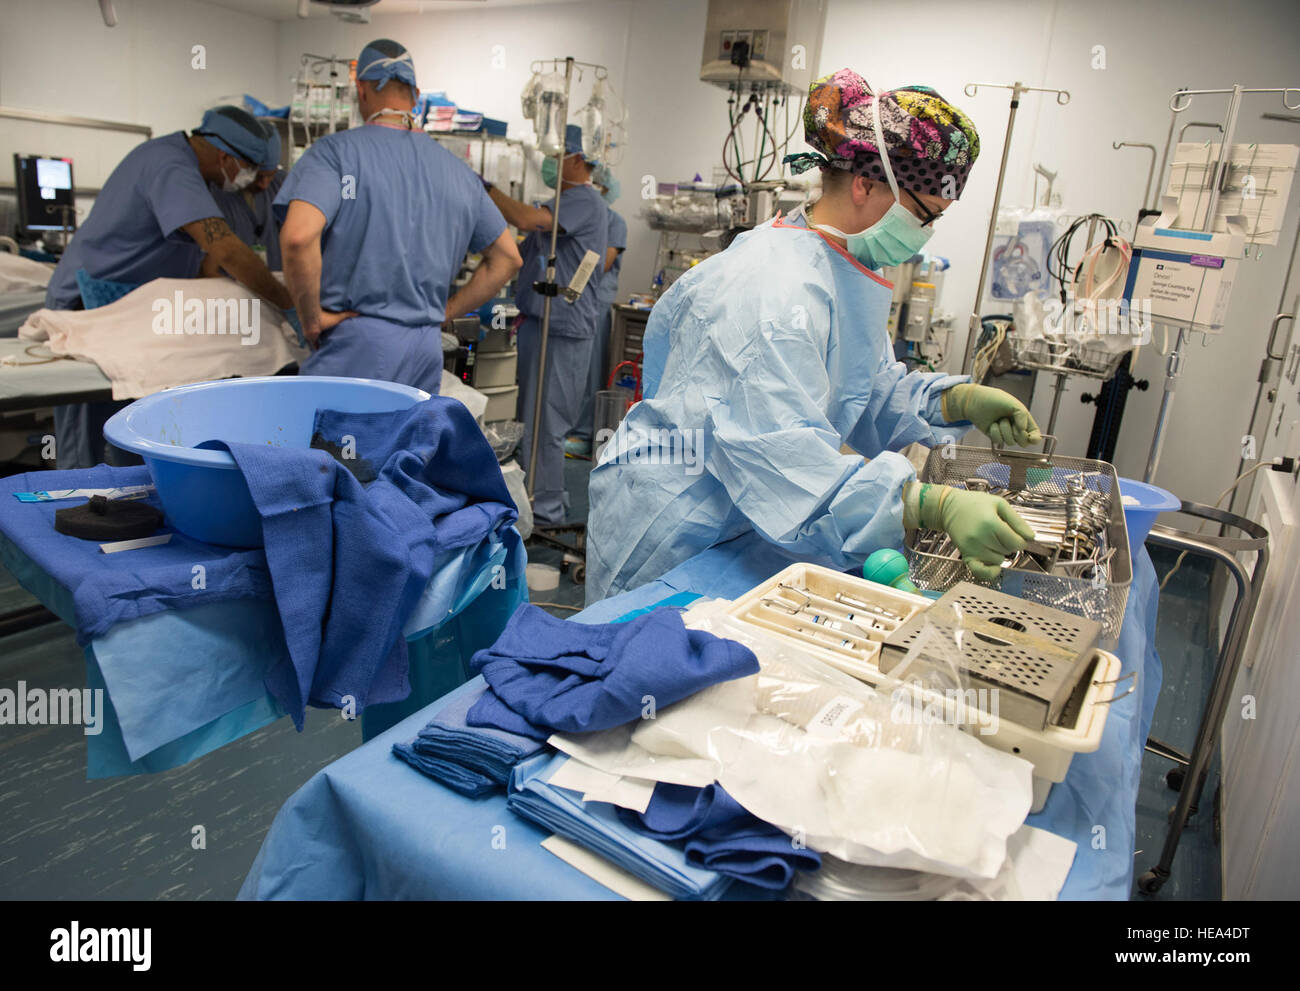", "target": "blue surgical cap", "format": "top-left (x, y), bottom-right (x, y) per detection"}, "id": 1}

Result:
top-left (197, 105), bottom-right (269, 165)
top-left (565, 124), bottom-right (598, 164)
top-left (357, 38), bottom-right (417, 91)
top-left (259, 122), bottom-right (281, 170)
